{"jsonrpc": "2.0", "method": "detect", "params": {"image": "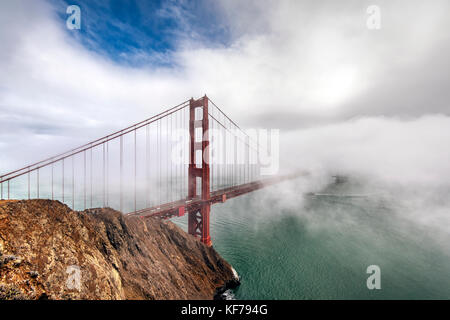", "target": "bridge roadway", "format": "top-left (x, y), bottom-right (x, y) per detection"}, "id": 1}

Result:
top-left (126, 172), bottom-right (307, 220)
